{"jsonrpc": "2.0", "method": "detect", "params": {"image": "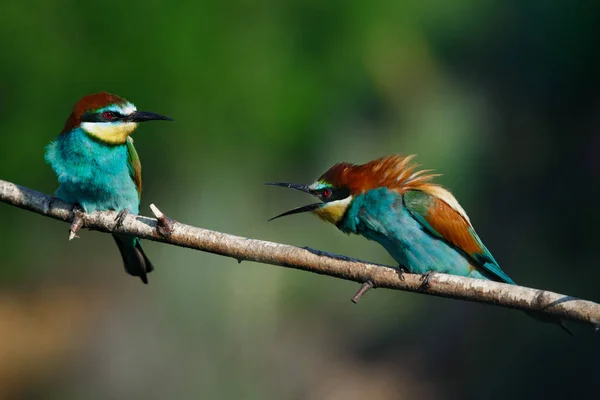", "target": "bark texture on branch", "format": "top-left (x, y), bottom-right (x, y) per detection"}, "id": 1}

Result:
top-left (1, 178), bottom-right (599, 329)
